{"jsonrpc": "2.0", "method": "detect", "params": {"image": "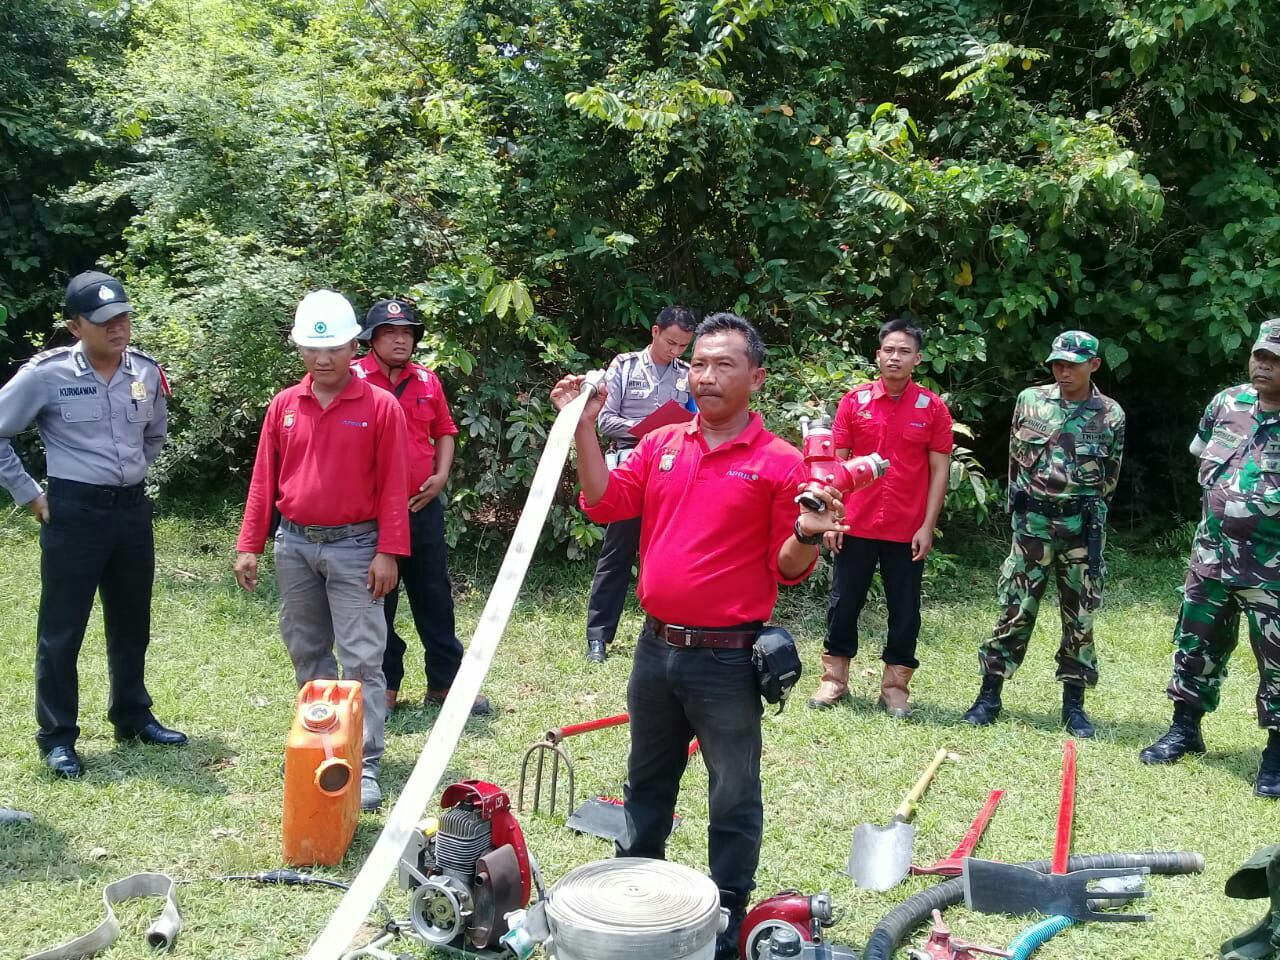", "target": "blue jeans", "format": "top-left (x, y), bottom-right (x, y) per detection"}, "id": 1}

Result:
top-left (618, 624), bottom-right (764, 901)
